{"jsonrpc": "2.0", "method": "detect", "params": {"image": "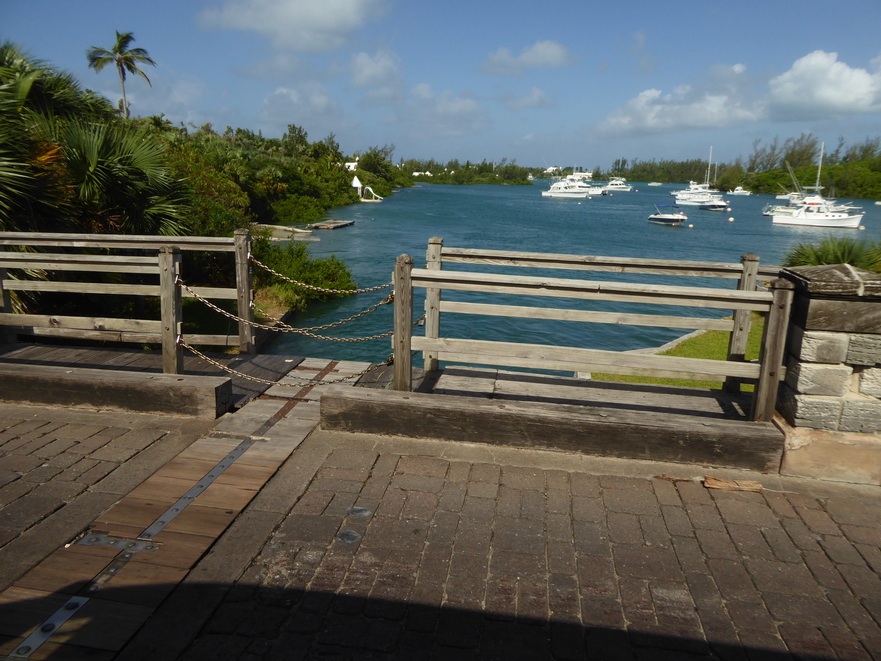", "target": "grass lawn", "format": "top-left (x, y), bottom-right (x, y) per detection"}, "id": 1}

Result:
top-left (591, 313), bottom-right (765, 390)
